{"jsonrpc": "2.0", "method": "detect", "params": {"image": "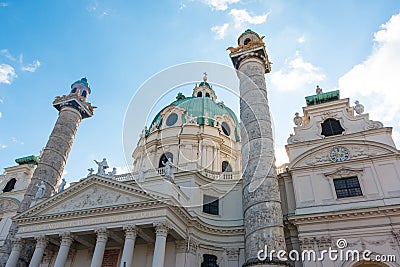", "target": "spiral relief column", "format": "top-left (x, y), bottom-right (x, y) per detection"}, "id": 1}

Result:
top-left (229, 30), bottom-right (287, 267)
